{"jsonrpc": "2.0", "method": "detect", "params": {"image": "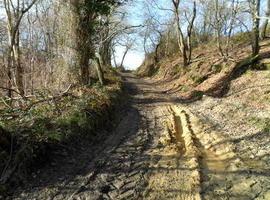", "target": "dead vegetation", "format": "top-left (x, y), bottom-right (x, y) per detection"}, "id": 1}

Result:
top-left (137, 37), bottom-right (270, 101)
